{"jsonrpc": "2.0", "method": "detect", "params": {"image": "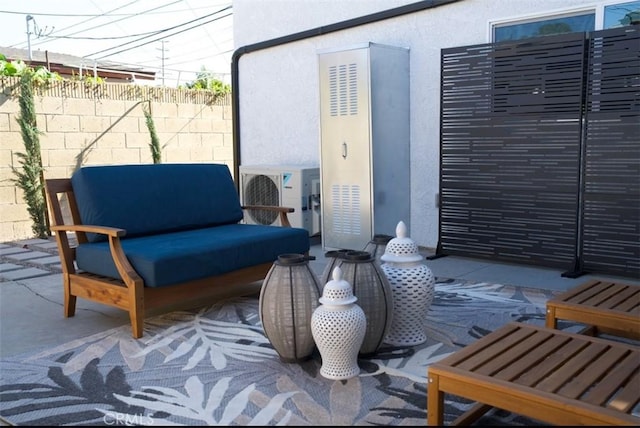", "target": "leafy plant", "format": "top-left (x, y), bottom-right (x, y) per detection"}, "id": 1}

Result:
top-left (10, 70), bottom-right (49, 238)
top-left (0, 54), bottom-right (27, 76)
top-left (142, 102), bottom-right (162, 164)
top-left (2, 53), bottom-right (61, 238)
top-left (182, 67), bottom-right (231, 95)
top-left (70, 71), bottom-right (106, 85)
top-left (0, 54), bottom-right (62, 83)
